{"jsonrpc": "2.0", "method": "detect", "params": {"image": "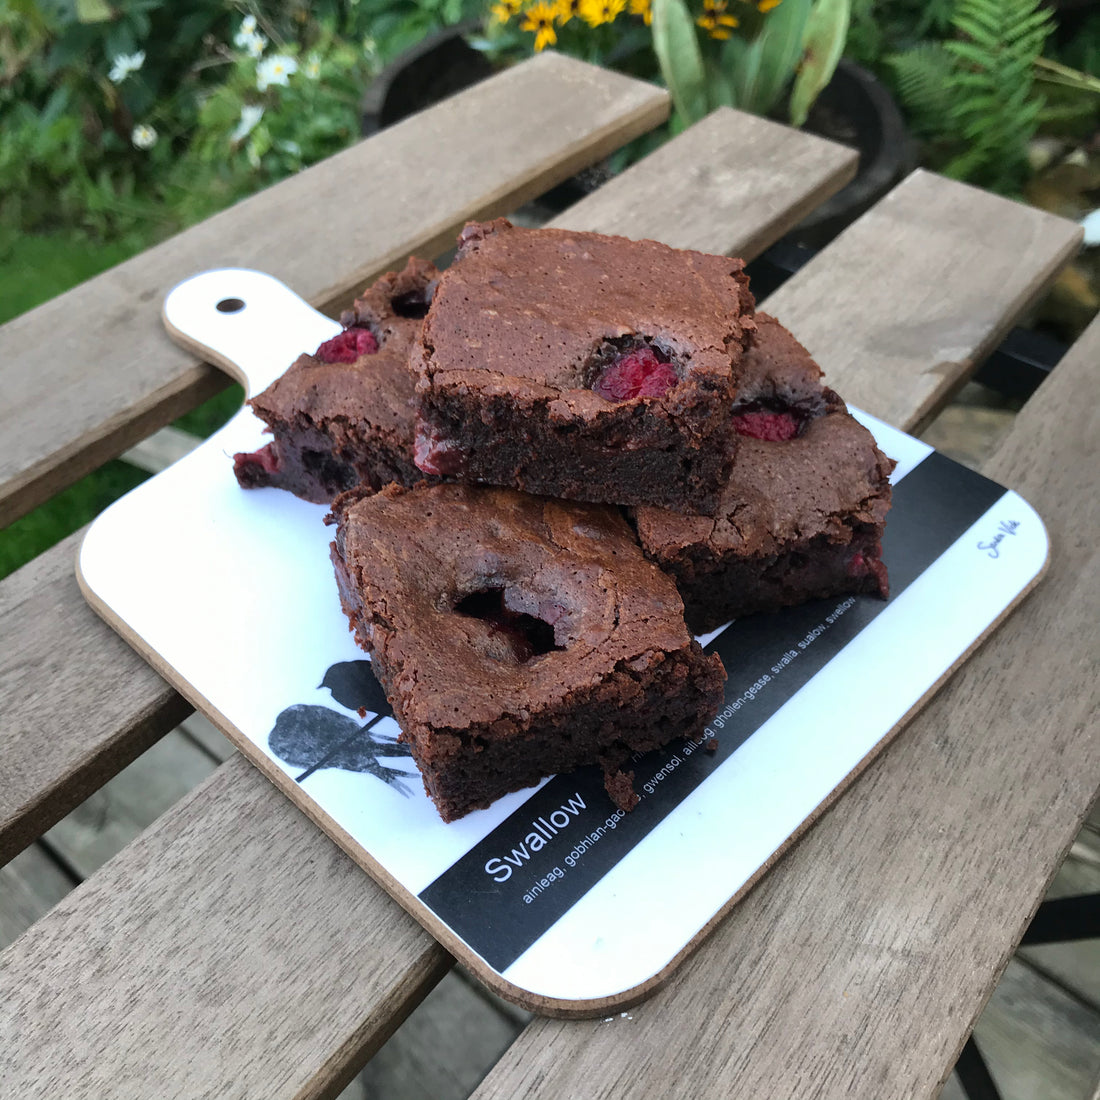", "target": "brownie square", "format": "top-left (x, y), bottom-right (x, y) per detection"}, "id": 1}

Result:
top-left (410, 219), bottom-right (755, 515)
top-left (233, 257), bottom-right (439, 503)
top-left (633, 315), bottom-right (895, 634)
top-left (329, 482), bottom-right (726, 822)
